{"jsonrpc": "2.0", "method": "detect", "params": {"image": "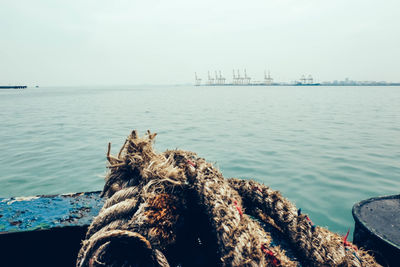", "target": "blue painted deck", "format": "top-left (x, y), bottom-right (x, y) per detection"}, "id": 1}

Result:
top-left (0, 191), bottom-right (104, 233)
top-left (0, 192), bottom-right (104, 266)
